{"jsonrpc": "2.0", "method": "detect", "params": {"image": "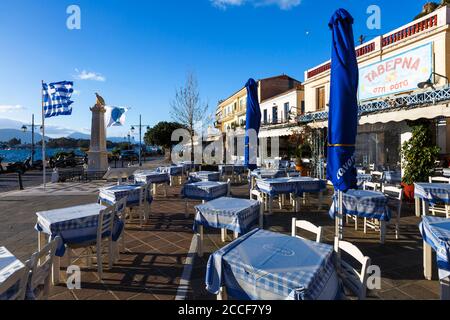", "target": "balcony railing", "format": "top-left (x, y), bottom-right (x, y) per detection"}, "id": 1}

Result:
top-left (298, 86), bottom-right (450, 123)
